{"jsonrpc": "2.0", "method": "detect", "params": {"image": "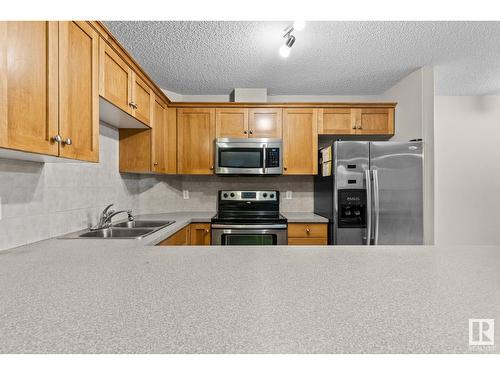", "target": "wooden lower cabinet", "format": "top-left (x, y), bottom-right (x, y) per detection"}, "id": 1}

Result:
top-left (157, 223), bottom-right (211, 246)
top-left (288, 223), bottom-right (328, 245)
top-left (189, 223), bottom-right (211, 245)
